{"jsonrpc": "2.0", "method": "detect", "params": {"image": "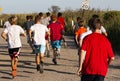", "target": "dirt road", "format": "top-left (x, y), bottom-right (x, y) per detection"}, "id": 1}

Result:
top-left (0, 28), bottom-right (120, 81)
